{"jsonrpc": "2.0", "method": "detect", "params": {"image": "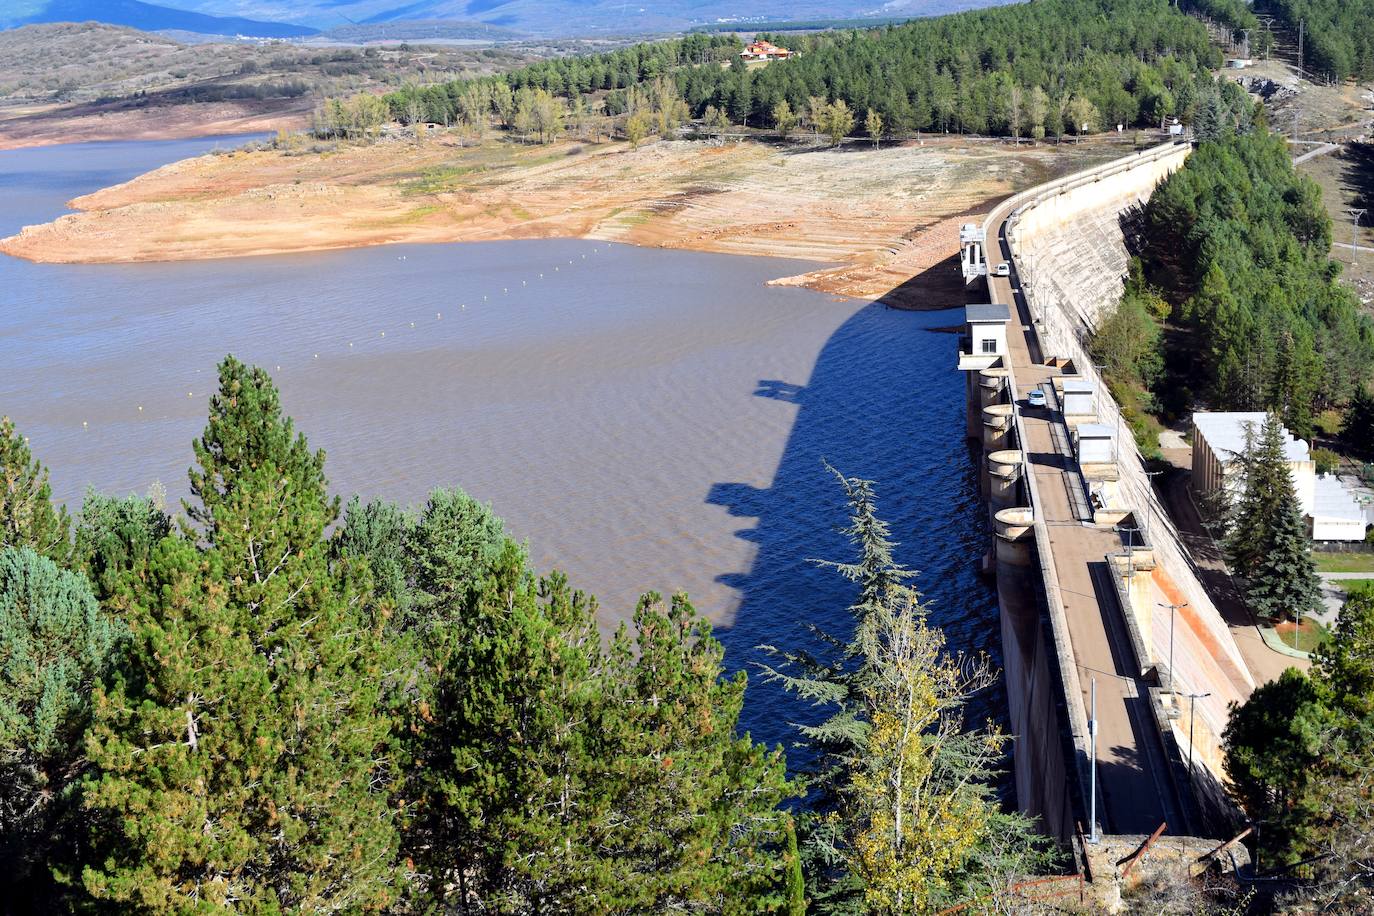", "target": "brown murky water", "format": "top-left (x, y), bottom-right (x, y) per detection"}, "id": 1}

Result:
top-left (1, 138), bottom-right (998, 750)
